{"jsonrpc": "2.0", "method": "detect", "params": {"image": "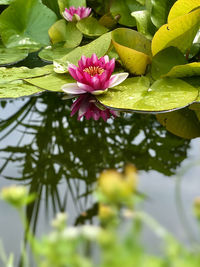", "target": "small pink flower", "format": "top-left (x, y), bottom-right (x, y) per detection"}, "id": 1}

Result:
top-left (71, 94), bottom-right (118, 121)
top-left (62, 6), bottom-right (91, 22)
top-left (62, 54), bottom-right (129, 95)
